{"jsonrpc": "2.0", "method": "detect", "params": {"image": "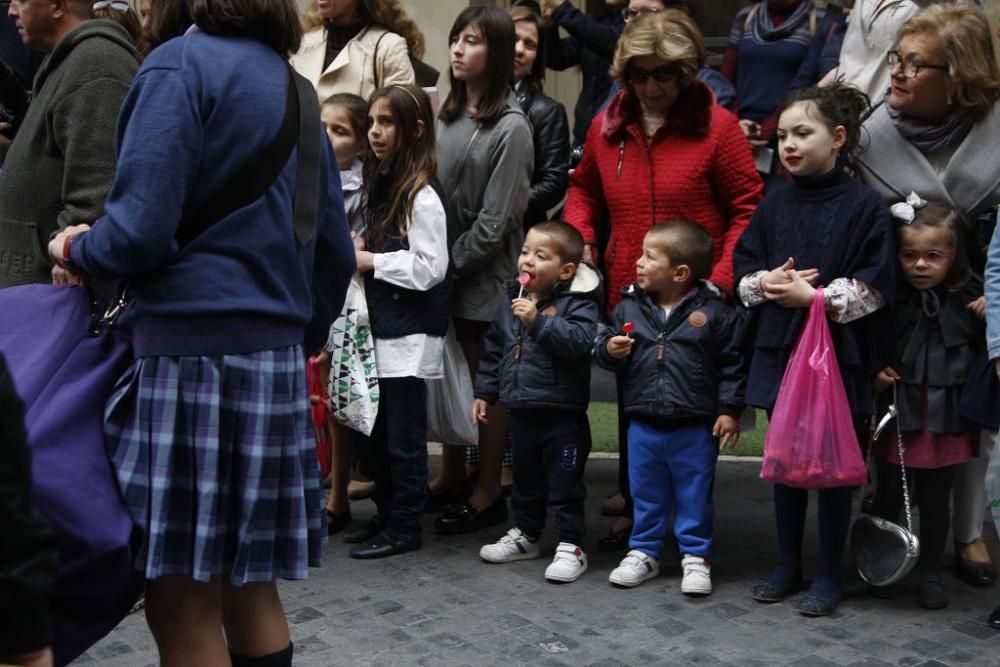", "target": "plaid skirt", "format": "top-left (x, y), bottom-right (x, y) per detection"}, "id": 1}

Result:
top-left (105, 345), bottom-right (325, 585)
